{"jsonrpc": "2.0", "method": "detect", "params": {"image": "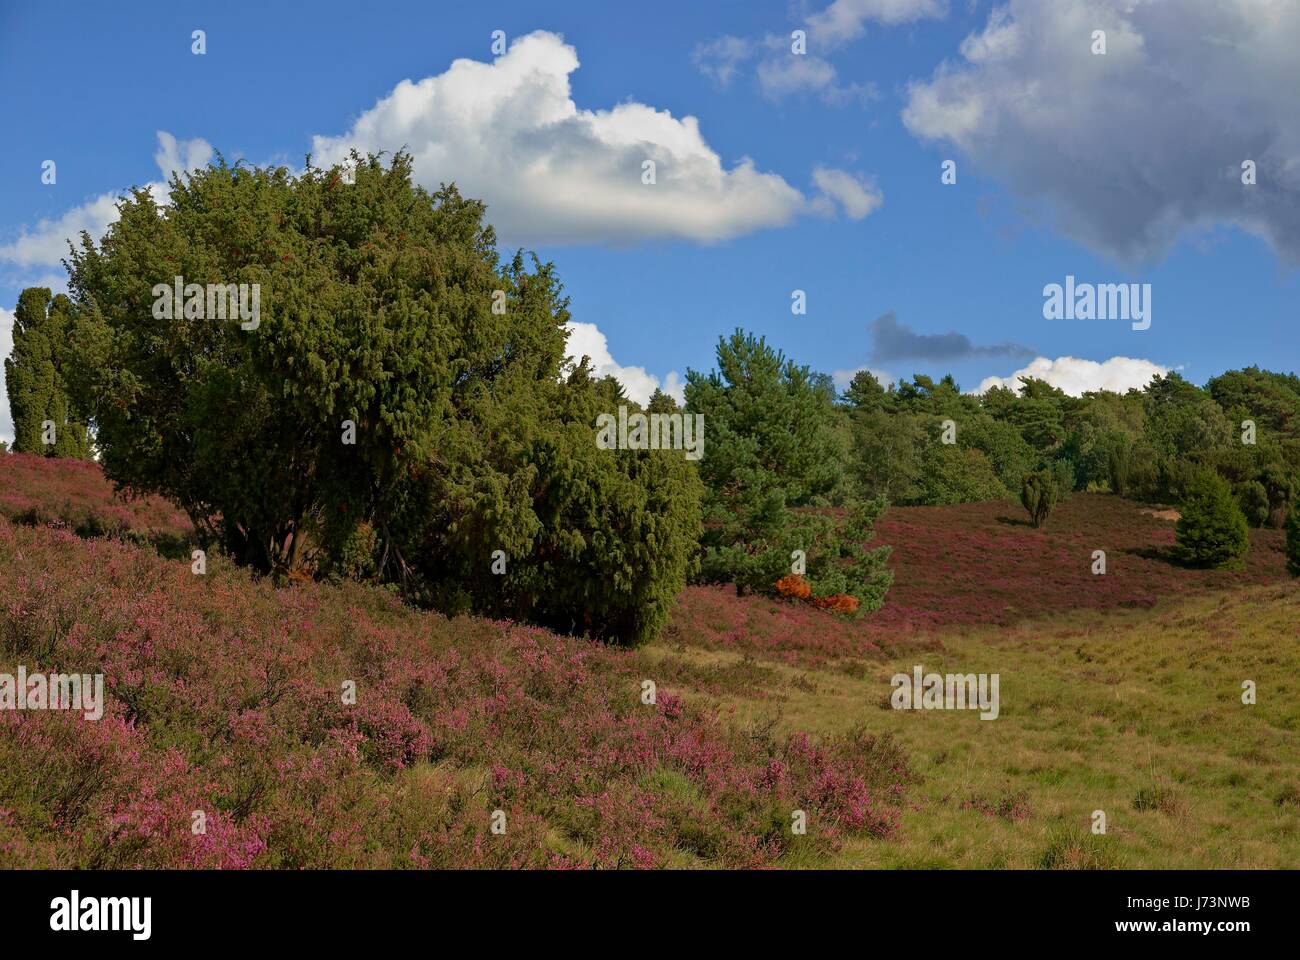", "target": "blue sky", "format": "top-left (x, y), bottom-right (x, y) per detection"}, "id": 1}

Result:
top-left (2, 0), bottom-right (1298, 441)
